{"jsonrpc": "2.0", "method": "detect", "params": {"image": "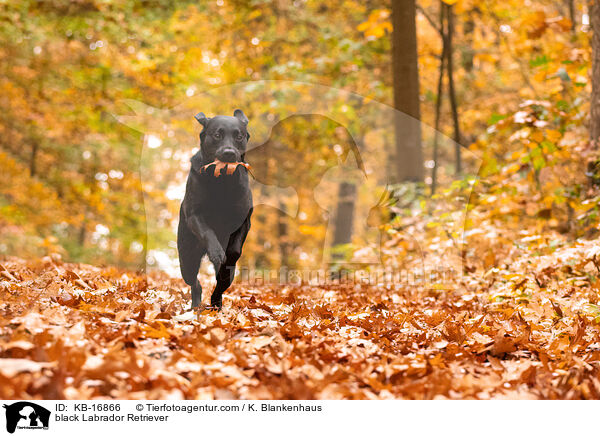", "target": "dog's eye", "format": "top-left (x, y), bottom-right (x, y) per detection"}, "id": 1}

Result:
top-left (213, 132), bottom-right (222, 139)
top-left (236, 134), bottom-right (244, 141)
